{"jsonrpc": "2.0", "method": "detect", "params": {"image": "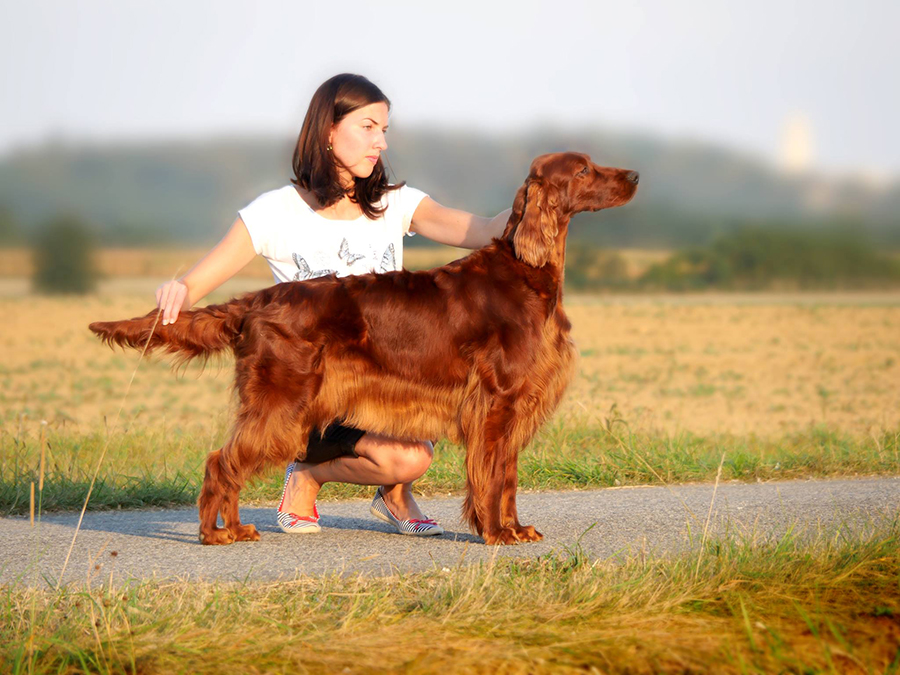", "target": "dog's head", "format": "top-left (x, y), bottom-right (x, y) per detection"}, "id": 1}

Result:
top-left (506, 152), bottom-right (639, 267)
